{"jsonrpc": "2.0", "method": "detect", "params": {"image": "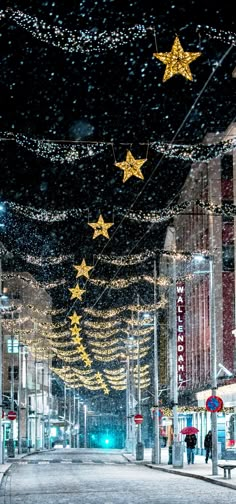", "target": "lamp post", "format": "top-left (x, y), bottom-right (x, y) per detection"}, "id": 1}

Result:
top-left (209, 255), bottom-right (218, 476)
top-left (135, 295), bottom-right (144, 461)
top-left (193, 253), bottom-right (217, 475)
top-left (83, 404), bottom-right (87, 448)
top-left (63, 384), bottom-right (67, 448)
top-left (0, 256), bottom-right (3, 463)
top-left (153, 259), bottom-right (160, 464)
top-left (172, 253), bottom-right (180, 467)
